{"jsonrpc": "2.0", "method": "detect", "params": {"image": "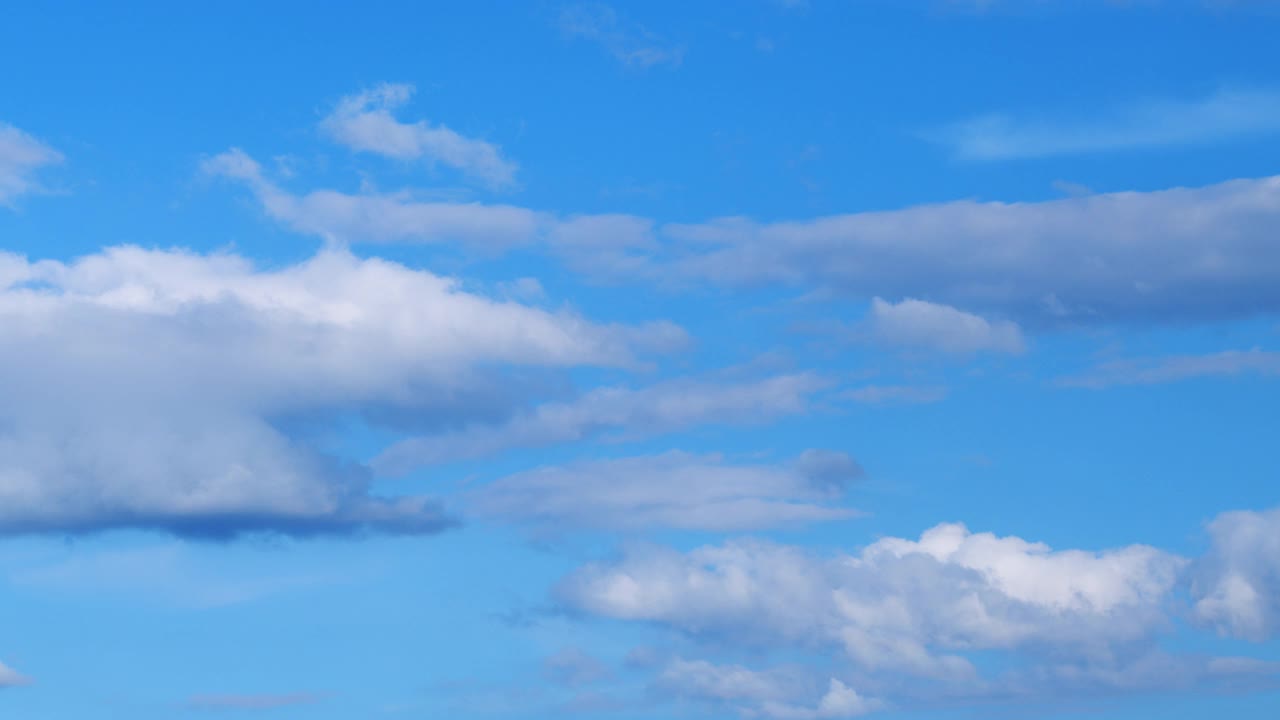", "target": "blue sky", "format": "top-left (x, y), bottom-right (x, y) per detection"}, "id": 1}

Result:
top-left (1, 1), bottom-right (1279, 717)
